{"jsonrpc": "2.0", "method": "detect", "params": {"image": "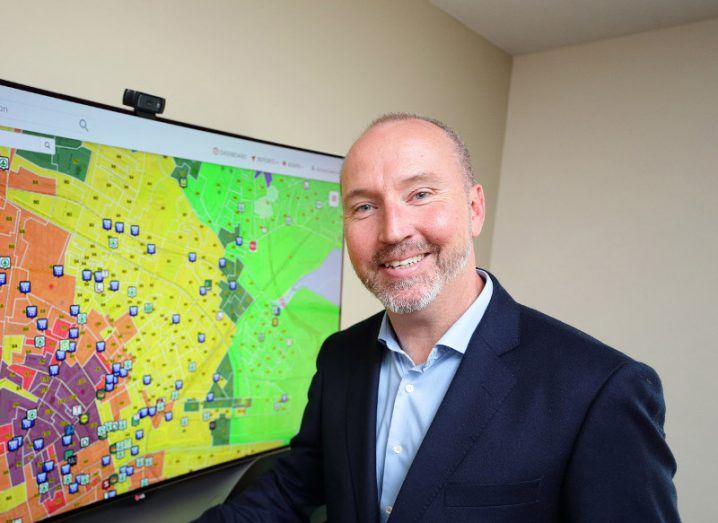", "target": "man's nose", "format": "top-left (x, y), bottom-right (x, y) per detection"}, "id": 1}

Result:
top-left (378, 204), bottom-right (413, 245)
